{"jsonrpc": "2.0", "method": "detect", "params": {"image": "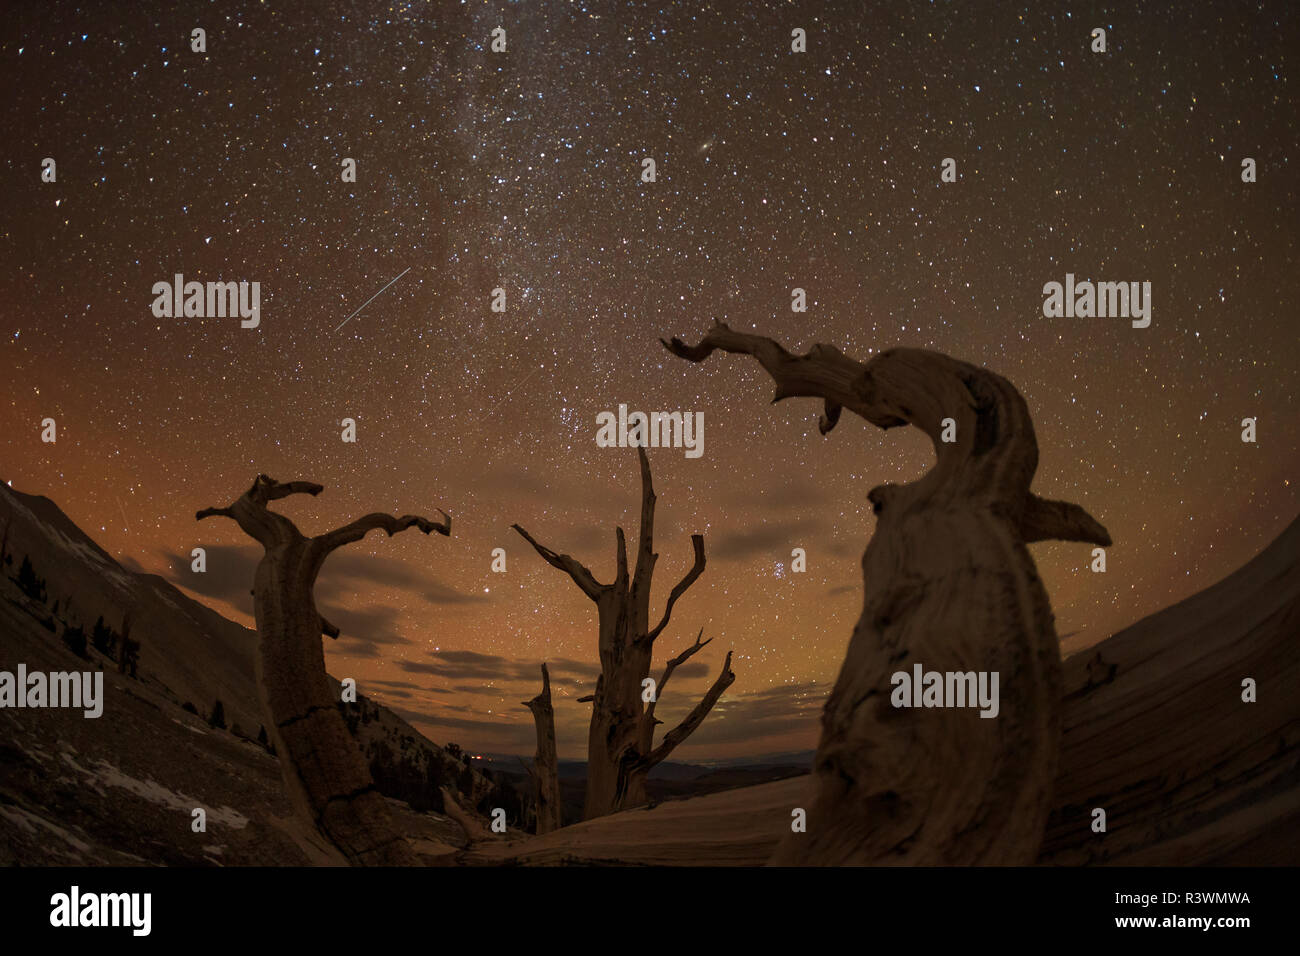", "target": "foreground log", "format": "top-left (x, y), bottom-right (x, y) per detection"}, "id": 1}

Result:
top-left (664, 322), bottom-right (1109, 865)
top-left (522, 663), bottom-right (562, 834)
top-left (198, 474), bottom-right (450, 865)
top-left (513, 447), bottom-right (734, 820)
